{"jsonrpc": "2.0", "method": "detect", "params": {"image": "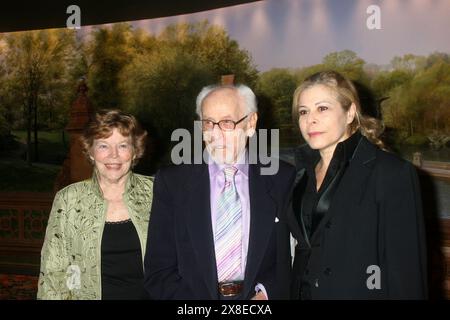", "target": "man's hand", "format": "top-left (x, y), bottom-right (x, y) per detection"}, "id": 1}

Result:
top-left (251, 290), bottom-right (268, 300)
